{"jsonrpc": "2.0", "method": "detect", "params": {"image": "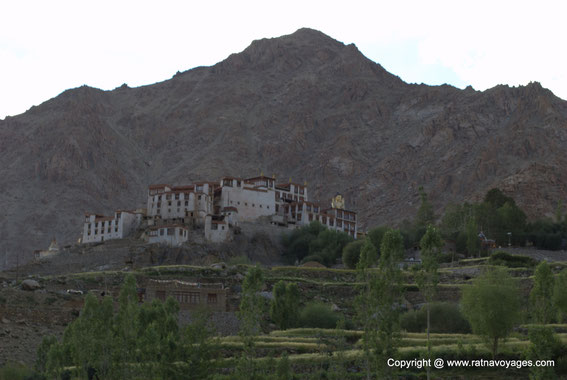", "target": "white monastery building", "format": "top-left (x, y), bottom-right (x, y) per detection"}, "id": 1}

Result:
top-left (81, 174), bottom-right (357, 246)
